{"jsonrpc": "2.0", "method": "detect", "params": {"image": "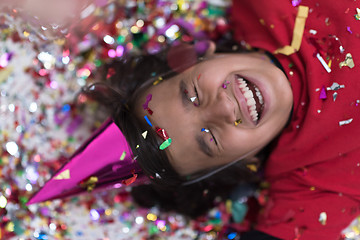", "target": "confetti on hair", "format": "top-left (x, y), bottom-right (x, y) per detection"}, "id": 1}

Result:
top-left (142, 131), bottom-right (148, 139)
top-left (121, 172), bottom-right (138, 186)
top-left (339, 53), bottom-right (355, 69)
top-left (54, 169), bottom-right (71, 180)
top-left (120, 151), bottom-right (126, 161)
top-left (246, 164), bottom-right (258, 172)
top-left (159, 138), bottom-right (172, 150)
top-left (144, 116), bottom-right (152, 127)
top-left (316, 53), bottom-right (331, 73)
top-left (234, 119), bottom-right (242, 126)
top-left (319, 212), bottom-right (327, 225)
top-left (153, 76), bottom-right (163, 85)
top-left (339, 118), bottom-right (353, 126)
top-left (155, 127), bottom-right (169, 141)
top-left (155, 173), bottom-right (161, 179)
top-left (319, 86), bottom-right (327, 99)
top-left (142, 94), bottom-right (152, 110)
